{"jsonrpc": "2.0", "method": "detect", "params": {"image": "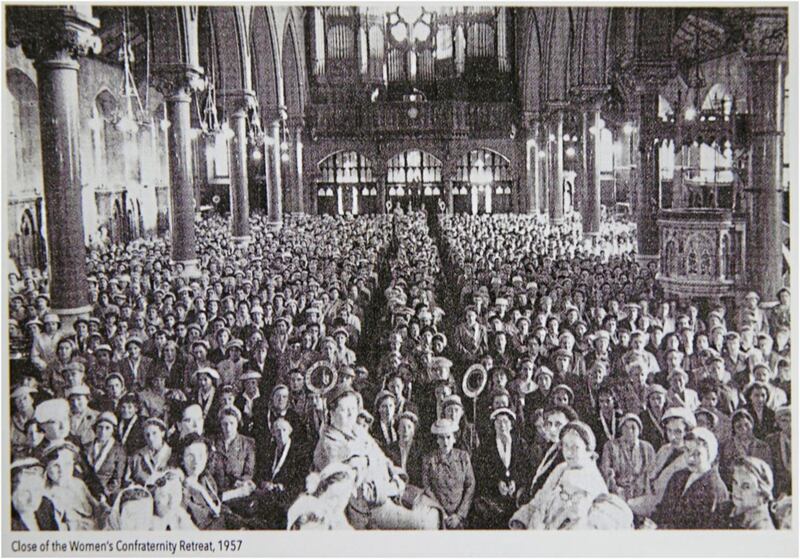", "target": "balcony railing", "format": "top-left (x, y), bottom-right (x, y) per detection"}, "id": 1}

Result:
top-left (310, 101), bottom-right (517, 138)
